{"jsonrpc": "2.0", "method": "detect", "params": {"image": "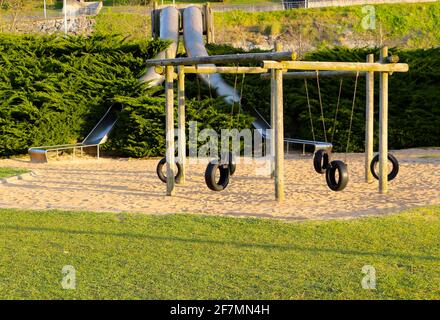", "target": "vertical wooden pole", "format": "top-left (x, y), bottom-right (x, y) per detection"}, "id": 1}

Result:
top-left (177, 65), bottom-right (186, 184)
top-left (274, 42), bottom-right (285, 202)
top-left (63, 0), bottom-right (68, 34)
top-left (274, 67), bottom-right (285, 201)
top-left (270, 42), bottom-right (282, 178)
top-left (151, 2), bottom-right (157, 38)
top-left (165, 49), bottom-right (175, 196)
top-left (365, 53), bottom-right (375, 183)
top-left (379, 46), bottom-right (389, 194)
top-left (210, 3), bottom-right (215, 43)
top-left (270, 68), bottom-right (275, 178)
top-left (206, 2), bottom-right (213, 44)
